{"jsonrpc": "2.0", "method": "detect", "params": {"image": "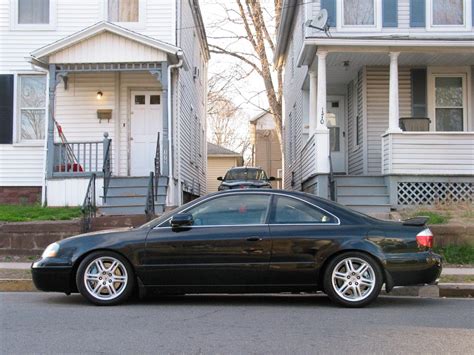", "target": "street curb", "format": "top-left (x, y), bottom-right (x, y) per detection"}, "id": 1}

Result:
top-left (0, 279), bottom-right (473, 297)
top-left (0, 279), bottom-right (37, 292)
